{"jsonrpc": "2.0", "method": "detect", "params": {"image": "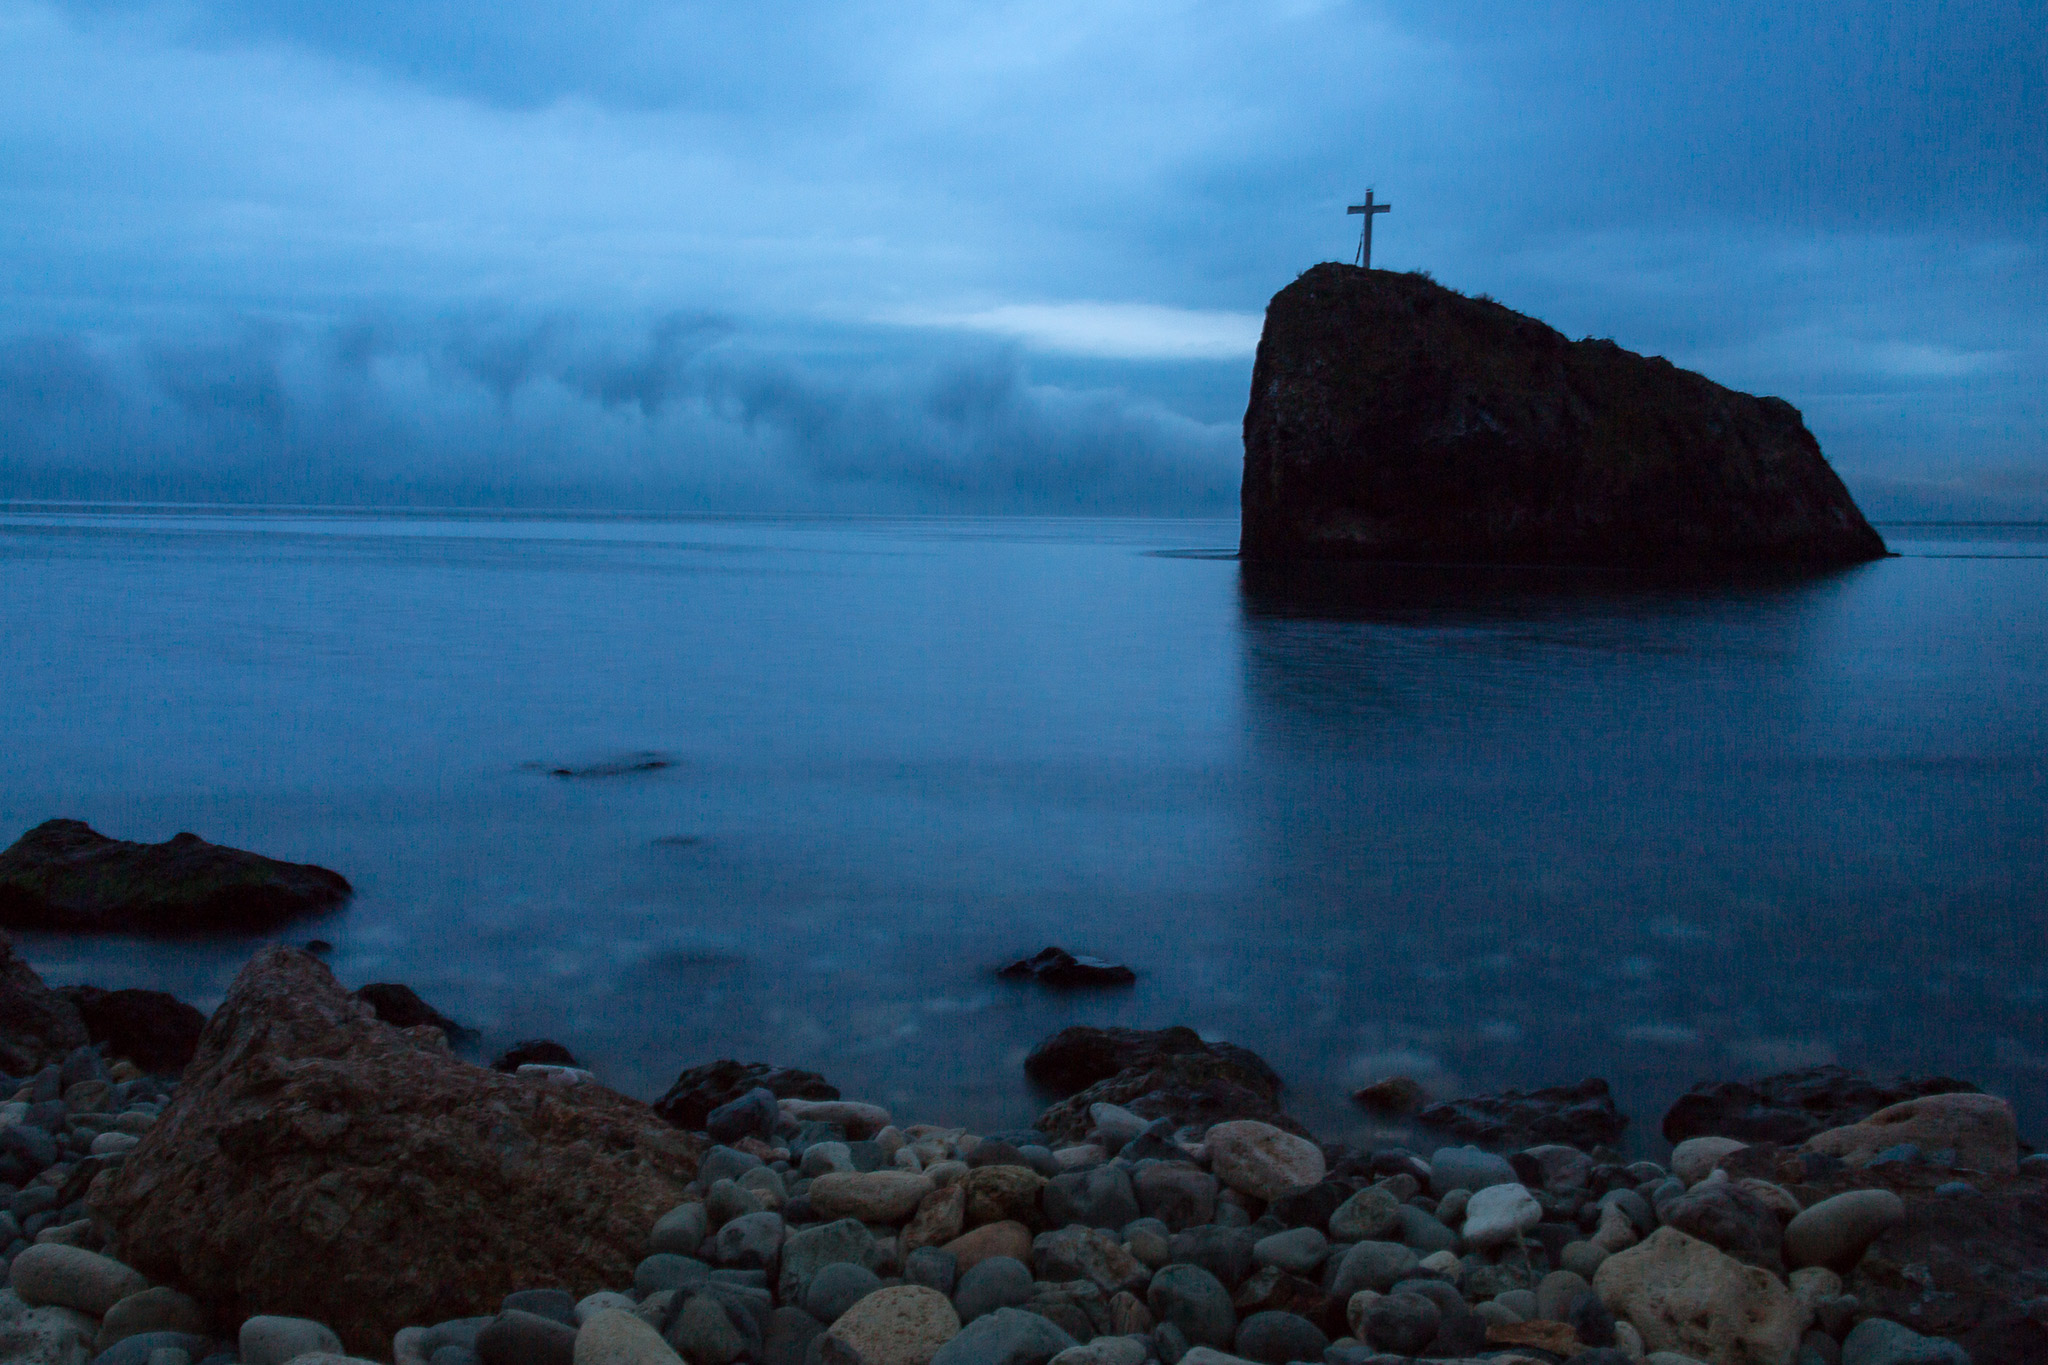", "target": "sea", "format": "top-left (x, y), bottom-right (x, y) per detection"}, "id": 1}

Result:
top-left (3, 506), bottom-right (2044, 1153)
